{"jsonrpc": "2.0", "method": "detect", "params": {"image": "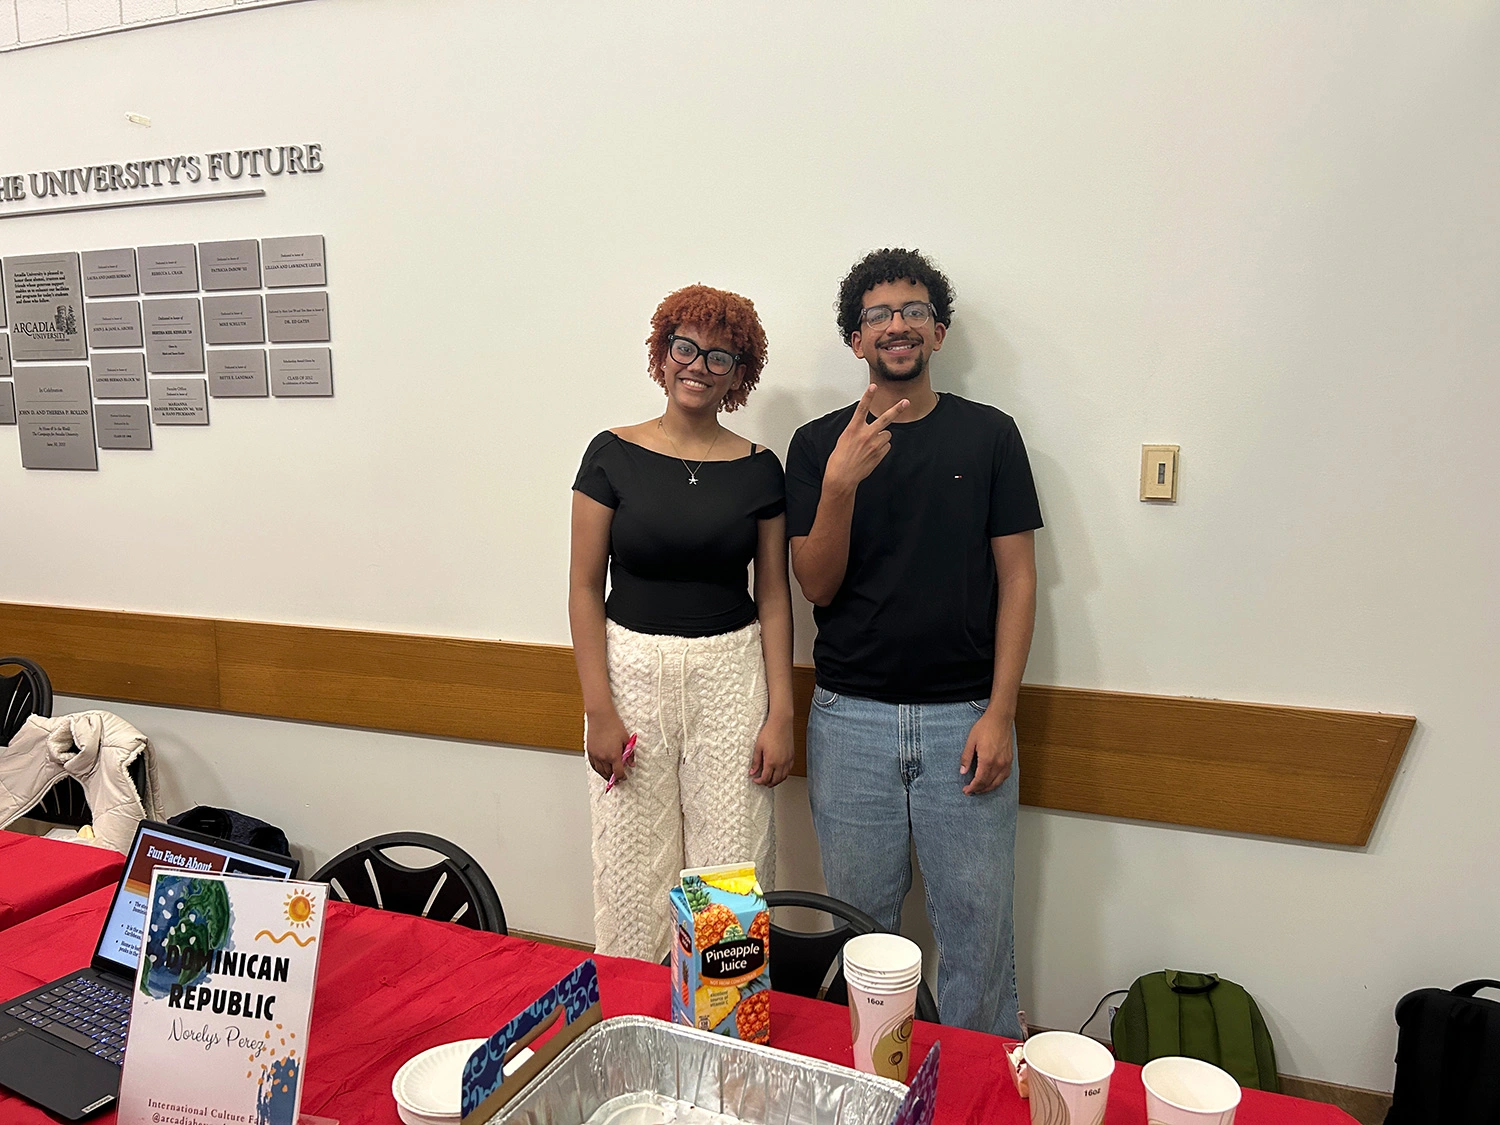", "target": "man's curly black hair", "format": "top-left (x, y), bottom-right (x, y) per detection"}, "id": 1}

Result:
top-left (835, 248), bottom-right (955, 345)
